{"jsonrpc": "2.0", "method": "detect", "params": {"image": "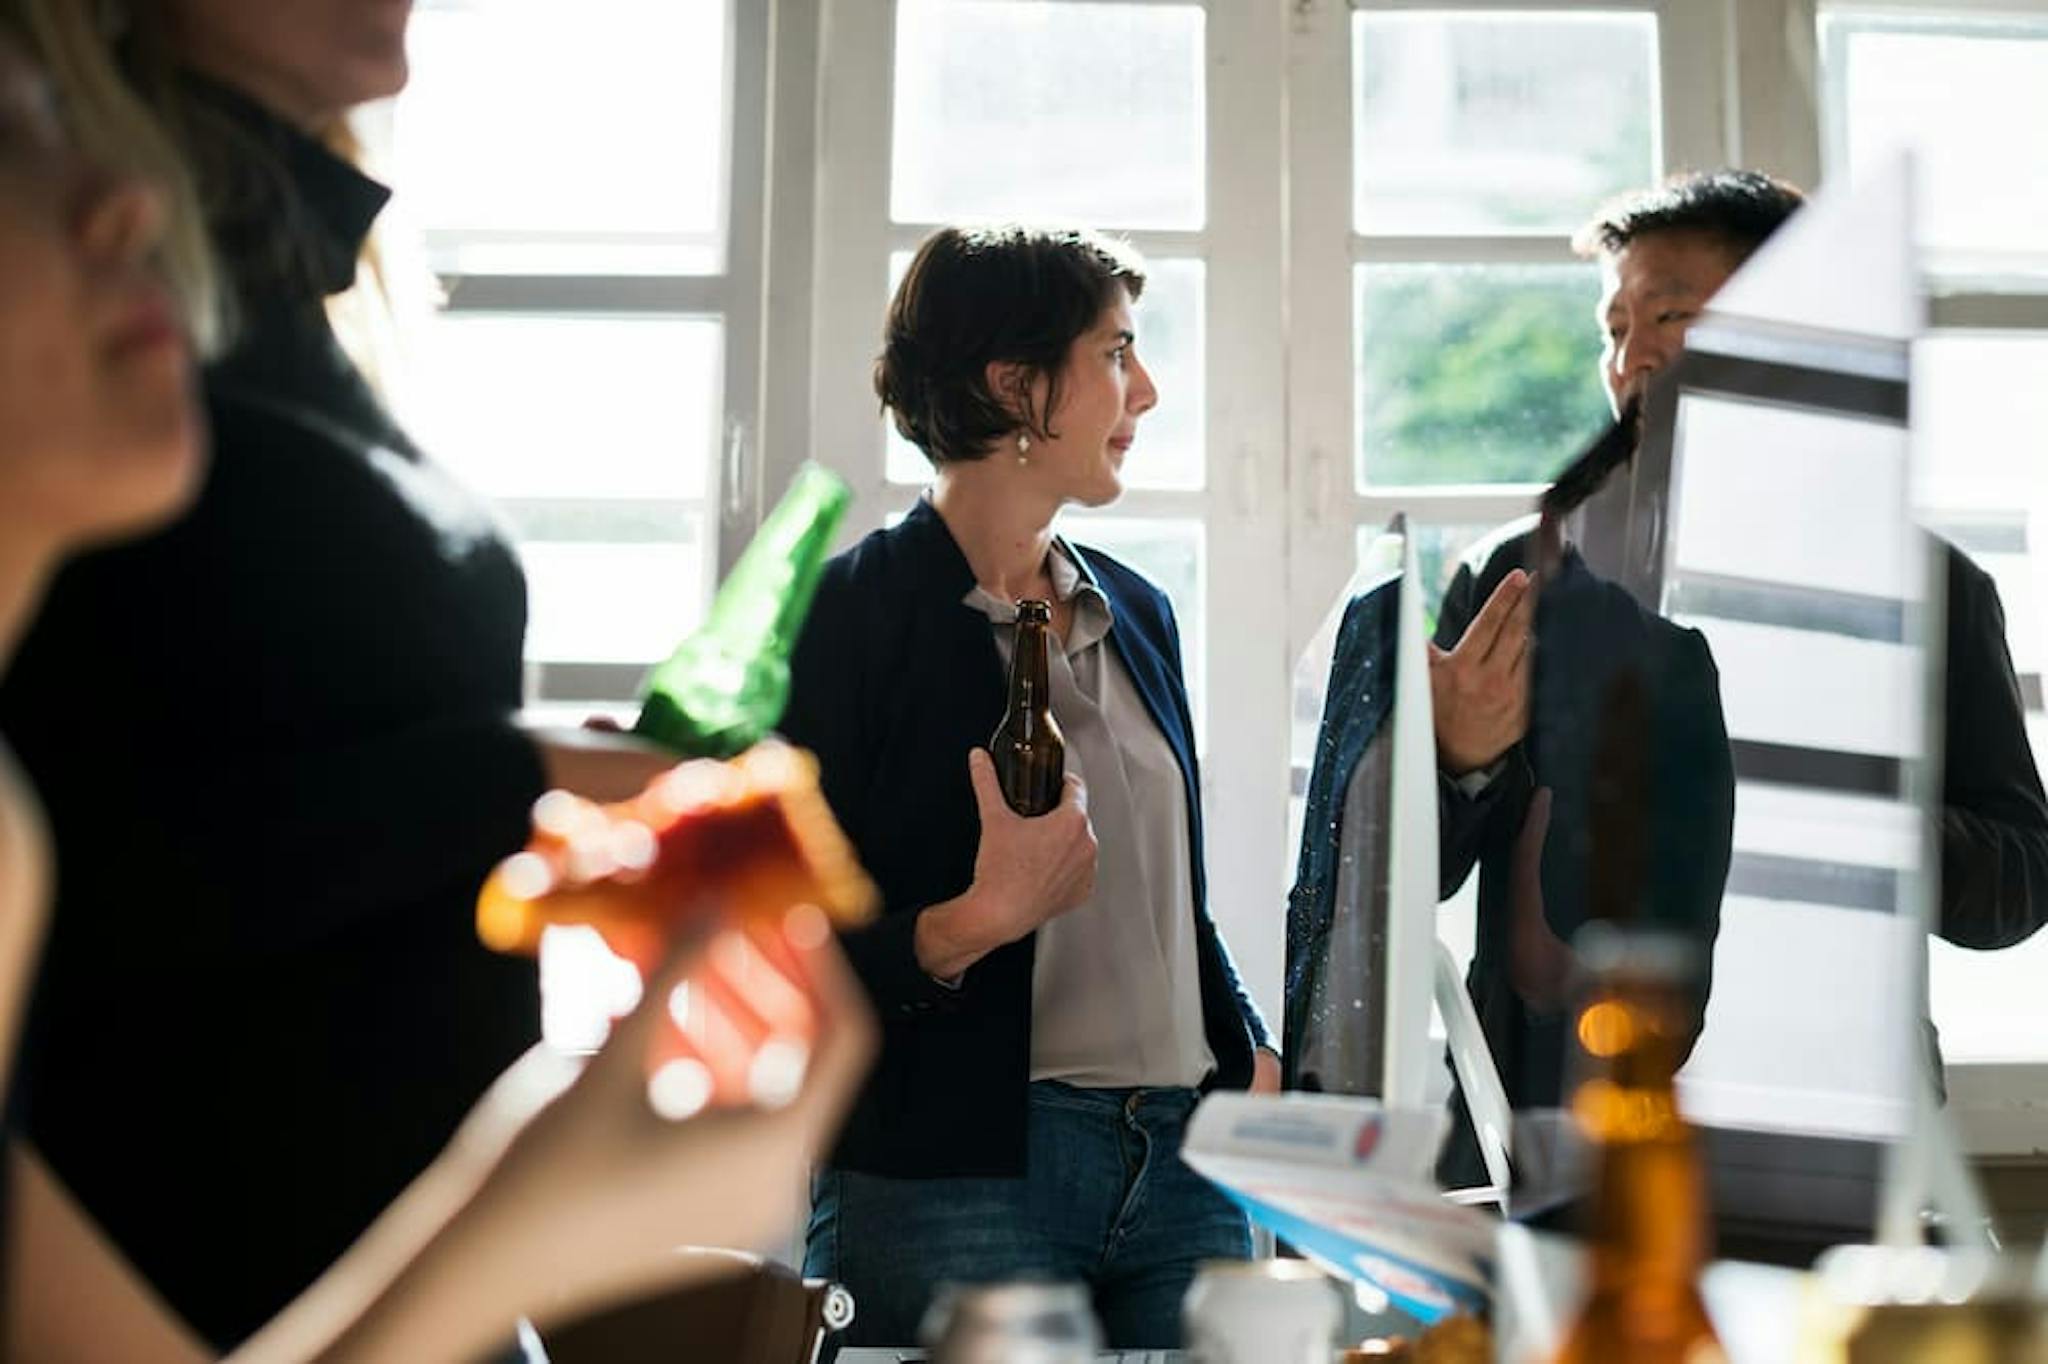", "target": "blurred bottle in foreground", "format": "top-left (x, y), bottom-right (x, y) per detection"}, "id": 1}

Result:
top-left (635, 463), bottom-right (851, 757)
top-left (1798, 1245), bottom-right (2048, 1363)
top-left (1553, 927), bottom-right (1728, 1364)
